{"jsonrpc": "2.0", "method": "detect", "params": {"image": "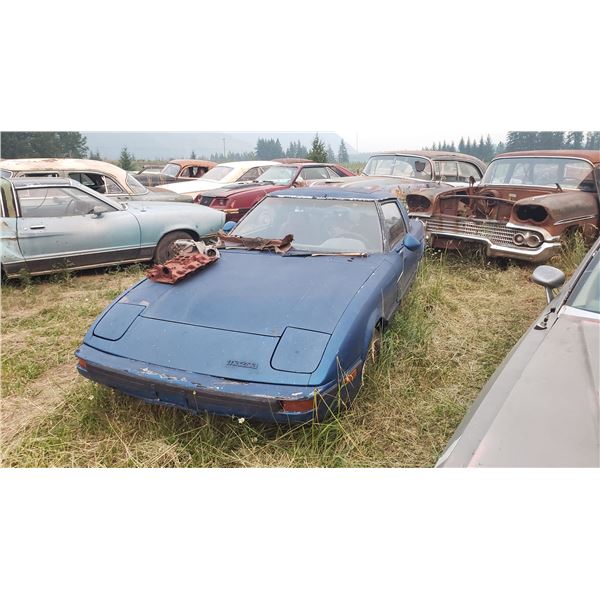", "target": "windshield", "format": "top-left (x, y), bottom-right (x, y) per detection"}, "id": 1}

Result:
top-left (363, 155), bottom-right (433, 180)
top-left (201, 165), bottom-right (233, 181)
top-left (232, 196), bottom-right (383, 254)
top-left (566, 248), bottom-right (600, 314)
top-left (257, 166), bottom-right (296, 184)
top-left (483, 157), bottom-right (595, 190)
top-left (126, 173), bottom-right (148, 195)
top-left (162, 163), bottom-right (180, 177)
